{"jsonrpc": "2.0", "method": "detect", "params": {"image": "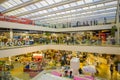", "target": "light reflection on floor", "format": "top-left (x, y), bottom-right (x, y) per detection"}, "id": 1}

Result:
top-left (10, 62), bottom-right (120, 80)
